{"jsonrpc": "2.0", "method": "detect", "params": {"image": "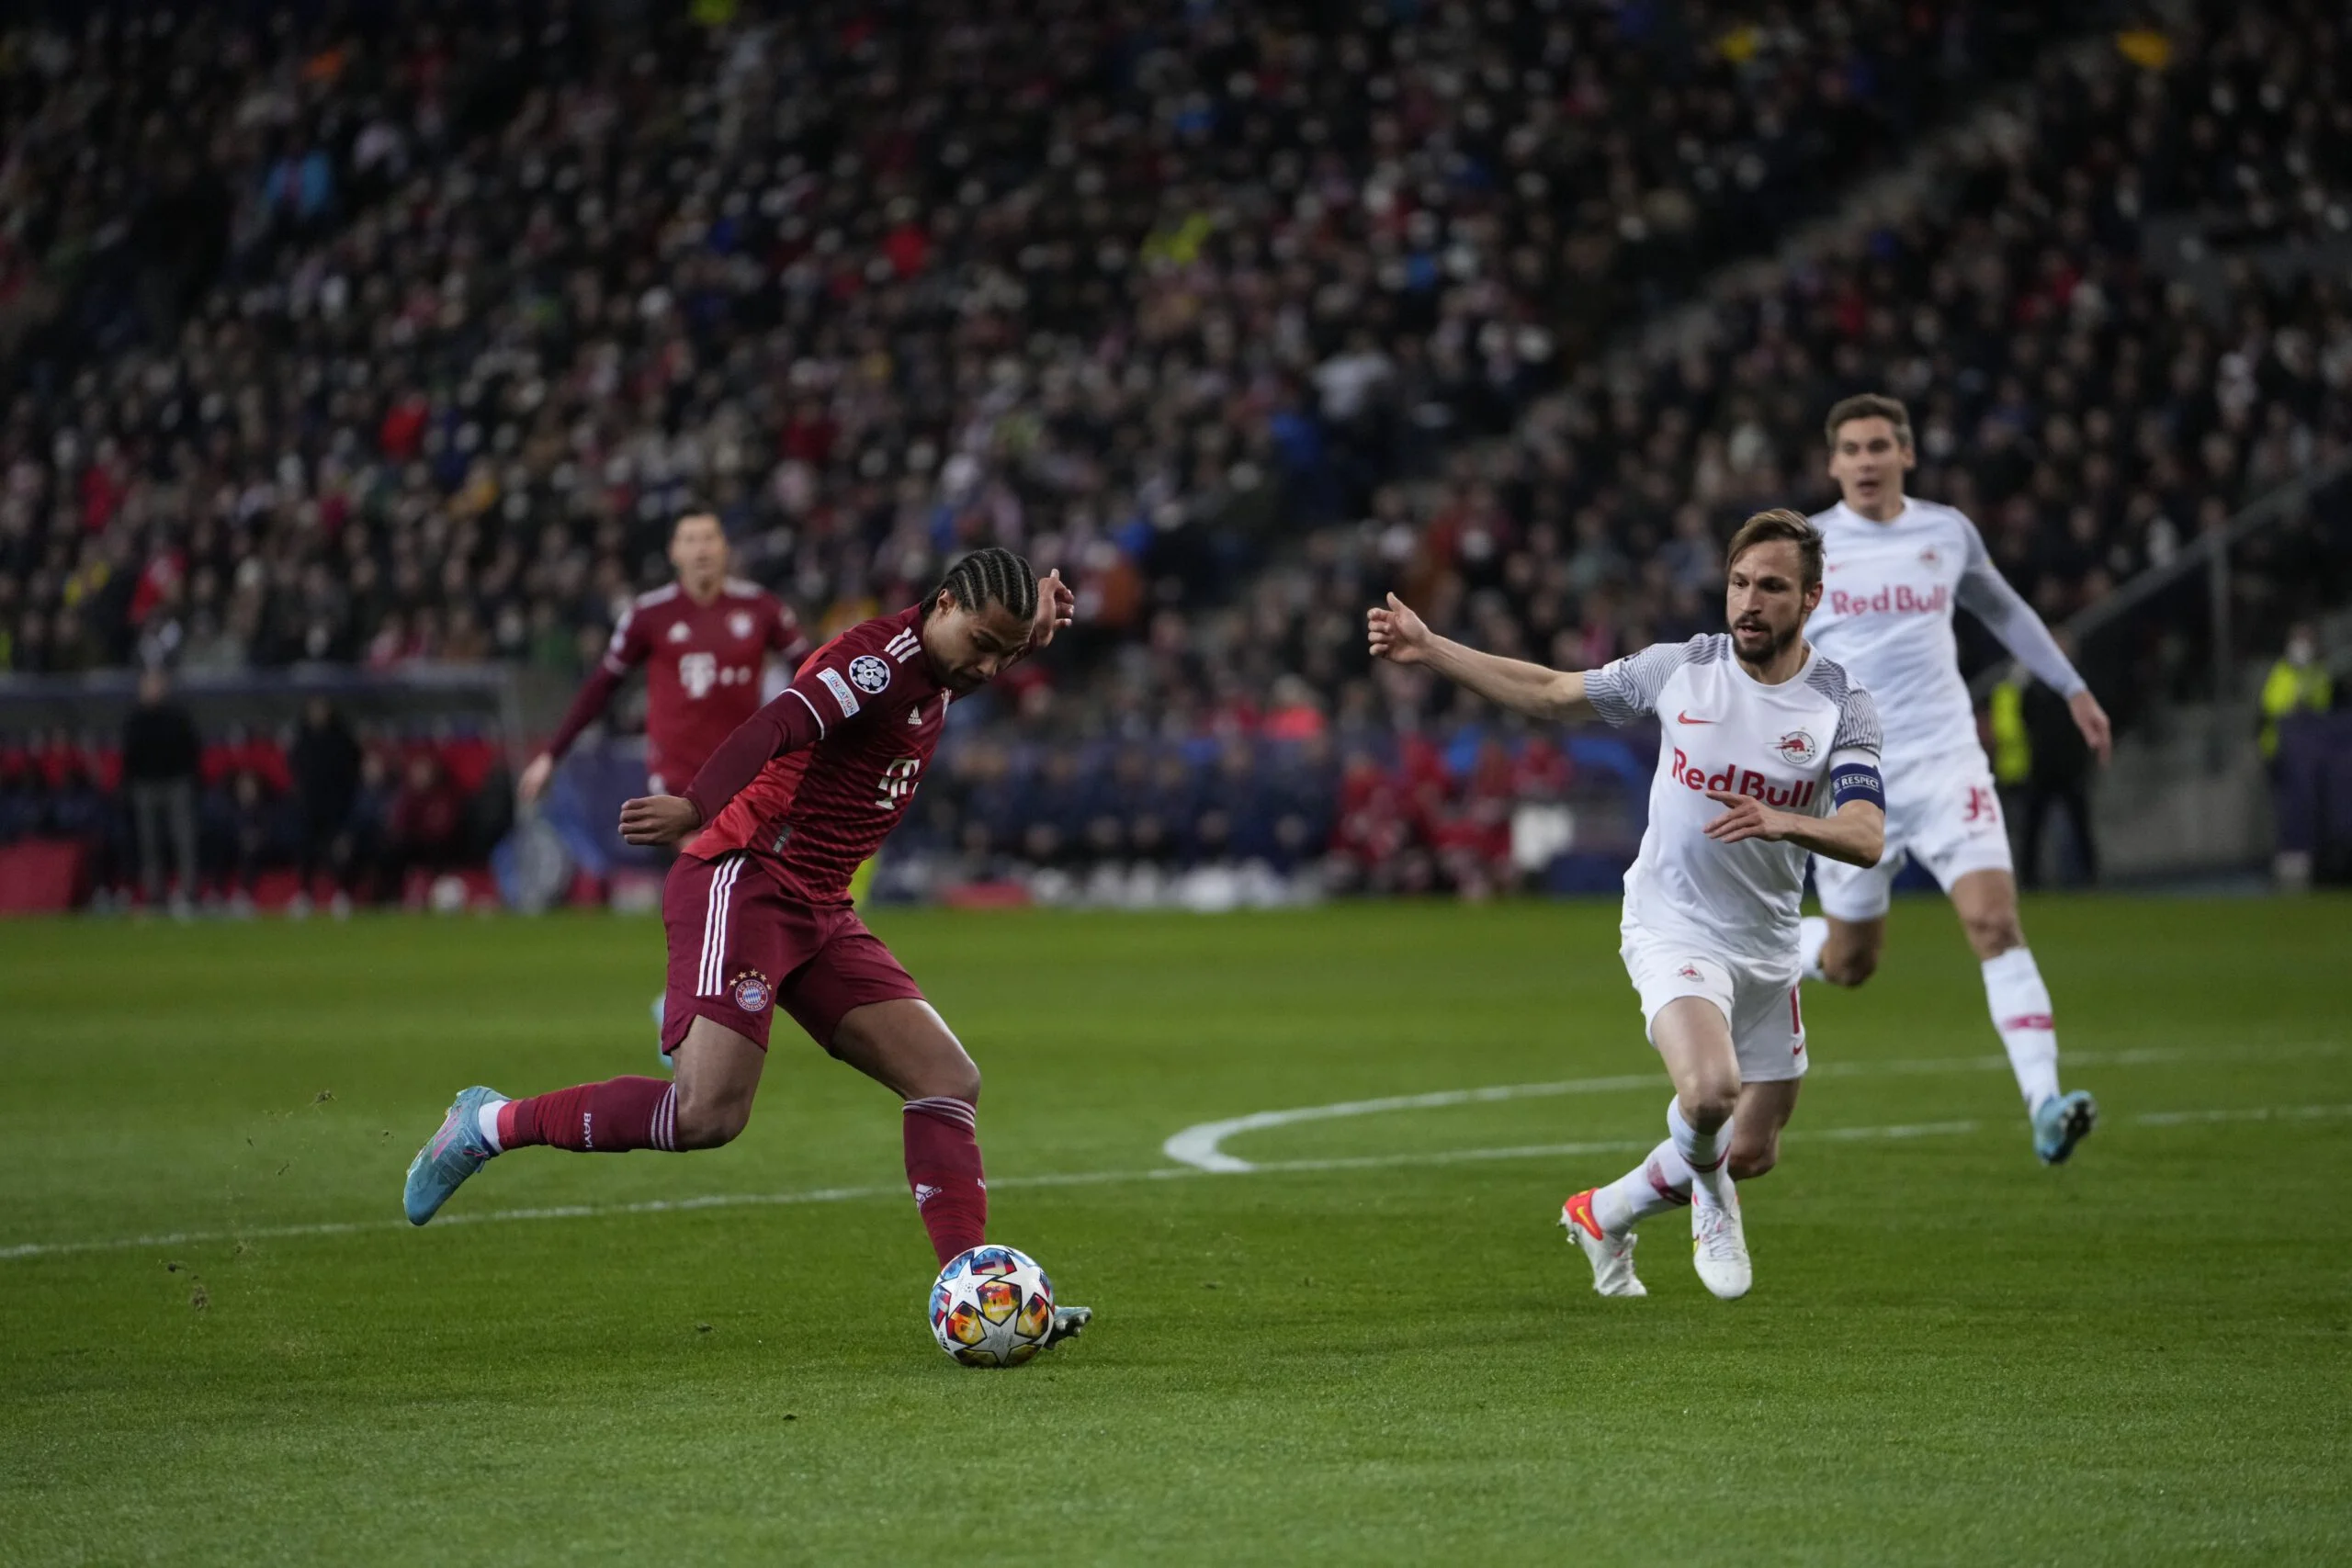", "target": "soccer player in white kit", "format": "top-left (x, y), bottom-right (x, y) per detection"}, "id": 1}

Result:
top-left (1800, 394), bottom-right (2111, 1165)
top-left (1369, 511), bottom-right (1885, 1300)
